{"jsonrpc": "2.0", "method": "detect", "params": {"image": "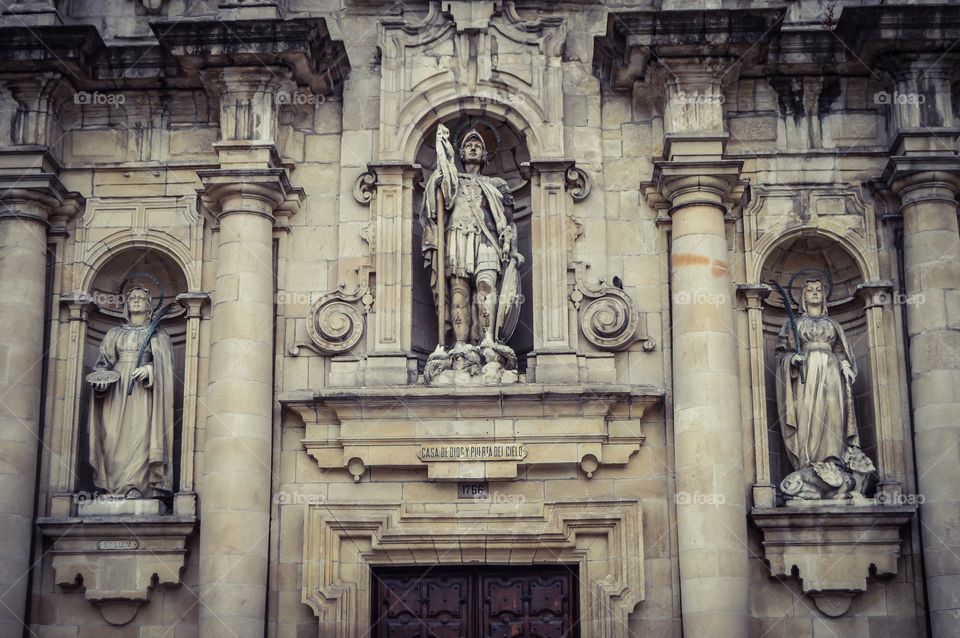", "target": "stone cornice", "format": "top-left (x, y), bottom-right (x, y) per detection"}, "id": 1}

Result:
top-left (151, 18), bottom-right (350, 96)
top-left (597, 5), bottom-right (960, 85)
top-left (593, 9), bottom-right (784, 90)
